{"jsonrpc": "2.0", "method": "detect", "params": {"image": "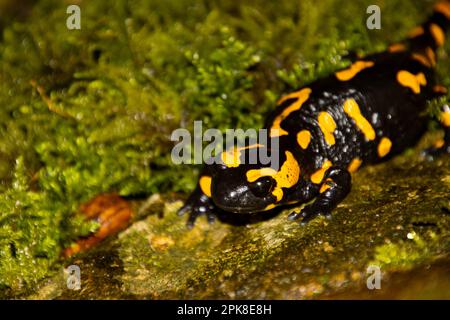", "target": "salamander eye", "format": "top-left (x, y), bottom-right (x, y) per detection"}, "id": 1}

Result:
top-left (249, 176), bottom-right (276, 197)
